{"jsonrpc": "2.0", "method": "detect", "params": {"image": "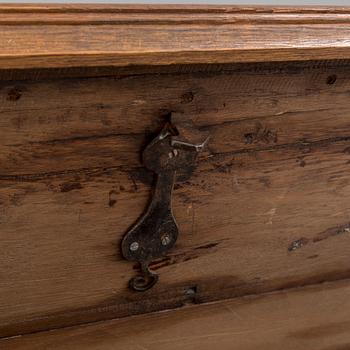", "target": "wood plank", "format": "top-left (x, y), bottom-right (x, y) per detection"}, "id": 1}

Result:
top-left (2, 132), bottom-right (350, 336)
top-left (0, 61), bottom-right (349, 176)
top-left (1, 5), bottom-right (350, 69)
top-left (2, 61), bottom-right (350, 337)
top-left (3, 279), bottom-right (350, 350)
